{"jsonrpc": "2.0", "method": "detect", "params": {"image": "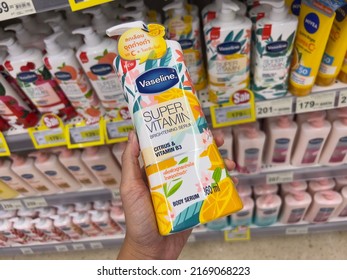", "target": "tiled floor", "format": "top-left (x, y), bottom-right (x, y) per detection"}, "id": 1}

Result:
top-left (1, 231), bottom-right (347, 260)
